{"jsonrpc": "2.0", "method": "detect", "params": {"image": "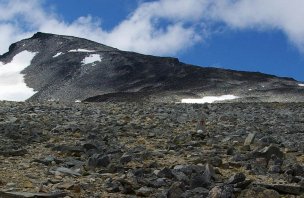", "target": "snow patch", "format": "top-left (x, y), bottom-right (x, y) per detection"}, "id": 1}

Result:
top-left (69, 49), bottom-right (95, 52)
top-left (47, 99), bottom-right (59, 102)
top-left (75, 100), bottom-right (81, 103)
top-left (81, 54), bottom-right (102, 65)
top-left (181, 95), bottom-right (239, 104)
top-left (298, 84), bottom-right (304, 87)
top-left (53, 52), bottom-right (63, 58)
top-left (0, 51), bottom-right (37, 101)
